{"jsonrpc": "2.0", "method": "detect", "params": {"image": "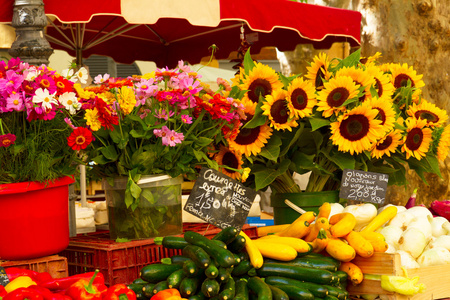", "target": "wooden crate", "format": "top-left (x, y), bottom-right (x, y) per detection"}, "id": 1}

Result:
top-left (347, 252), bottom-right (450, 300)
top-left (0, 255), bottom-right (68, 279)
